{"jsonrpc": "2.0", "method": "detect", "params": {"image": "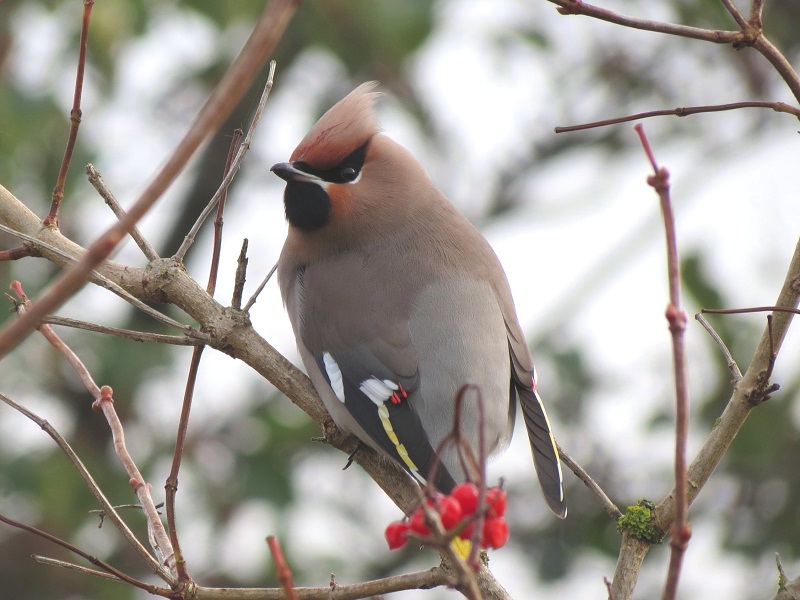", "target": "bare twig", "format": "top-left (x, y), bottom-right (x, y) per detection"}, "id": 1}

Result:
top-left (547, 0), bottom-right (743, 44)
top-left (554, 101), bottom-right (800, 133)
top-left (190, 568), bottom-right (450, 599)
top-left (232, 238), bottom-right (249, 310)
top-left (243, 261), bottom-right (278, 313)
top-left (0, 244), bottom-right (37, 260)
top-left (33, 555), bottom-right (126, 582)
top-left (604, 576), bottom-right (615, 600)
top-left (166, 126), bottom-right (242, 583)
top-left (267, 536), bottom-right (299, 600)
top-left (750, 0), bottom-right (766, 25)
top-left (174, 61), bottom-right (277, 261)
top-left (86, 164), bottom-right (159, 261)
top-left (556, 442), bottom-right (622, 520)
top-left (207, 128), bottom-right (242, 294)
top-left (634, 125), bottom-right (691, 600)
top-left (93, 385), bottom-right (177, 573)
top-left (719, 0), bottom-right (749, 29)
top-left (694, 313), bottom-right (742, 382)
top-left (702, 305), bottom-right (800, 316)
top-left (45, 0), bottom-right (94, 227)
top-left (0, 392), bottom-right (170, 582)
top-left (11, 281), bottom-right (100, 395)
top-left (41, 315), bottom-right (206, 346)
top-left (0, 1), bottom-right (298, 358)
top-left (0, 512), bottom-right (166, 595)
